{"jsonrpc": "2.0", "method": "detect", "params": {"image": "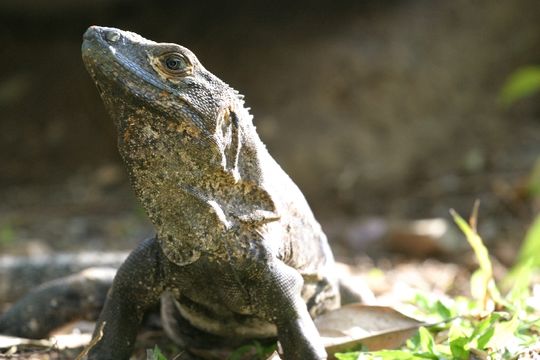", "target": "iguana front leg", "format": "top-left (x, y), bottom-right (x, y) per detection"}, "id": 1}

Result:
top-left (250, 259), bottom-right (327, 360)
top-left (87, 237), bottom-right (166, 360)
